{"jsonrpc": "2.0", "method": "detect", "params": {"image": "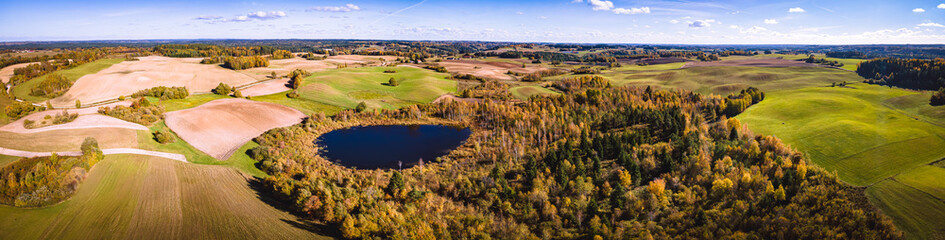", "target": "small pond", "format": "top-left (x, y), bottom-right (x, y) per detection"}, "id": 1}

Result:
top-left (316, 125), bottom-right (471, 169)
